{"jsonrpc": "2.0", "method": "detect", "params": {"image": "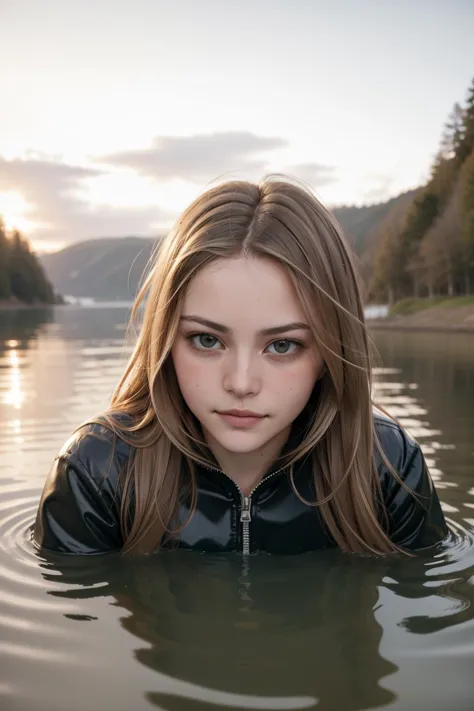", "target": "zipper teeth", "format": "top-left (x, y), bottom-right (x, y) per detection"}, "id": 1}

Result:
top-left (249, 466), bottom-right (287, 497)
top-left (201, 463), bottom-right (287, 497)
top-left (201, 463), bottom-right (288, 555)
top-left (242, 517), bottom-right (250, 557)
